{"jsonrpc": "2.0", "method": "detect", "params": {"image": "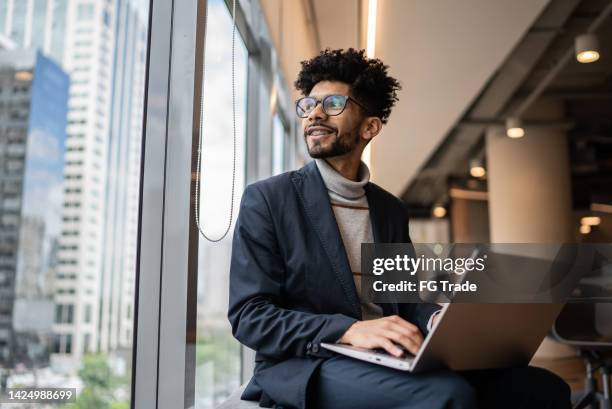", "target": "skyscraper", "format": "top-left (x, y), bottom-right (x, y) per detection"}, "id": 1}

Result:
top-left (49, 0), bottom-right (118, 371)
top-left (0, 0), bottom-right (118, 370)
top-left (0, 0), bottom-right (150, 373)
top-left (0, 0), bottom-right (69, 64)
top-left (98, 0), bottom-right (147, 354)
top-left (0, 49), bottom-right (69, 366)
